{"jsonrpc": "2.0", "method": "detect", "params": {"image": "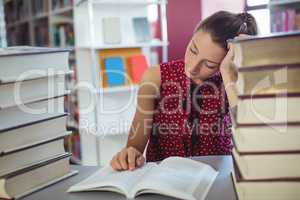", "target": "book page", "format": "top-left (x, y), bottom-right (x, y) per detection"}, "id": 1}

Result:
top-left (133, 157), bottom-right (218, 200)
top-left (68, 162), bottom-right (157, 197)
